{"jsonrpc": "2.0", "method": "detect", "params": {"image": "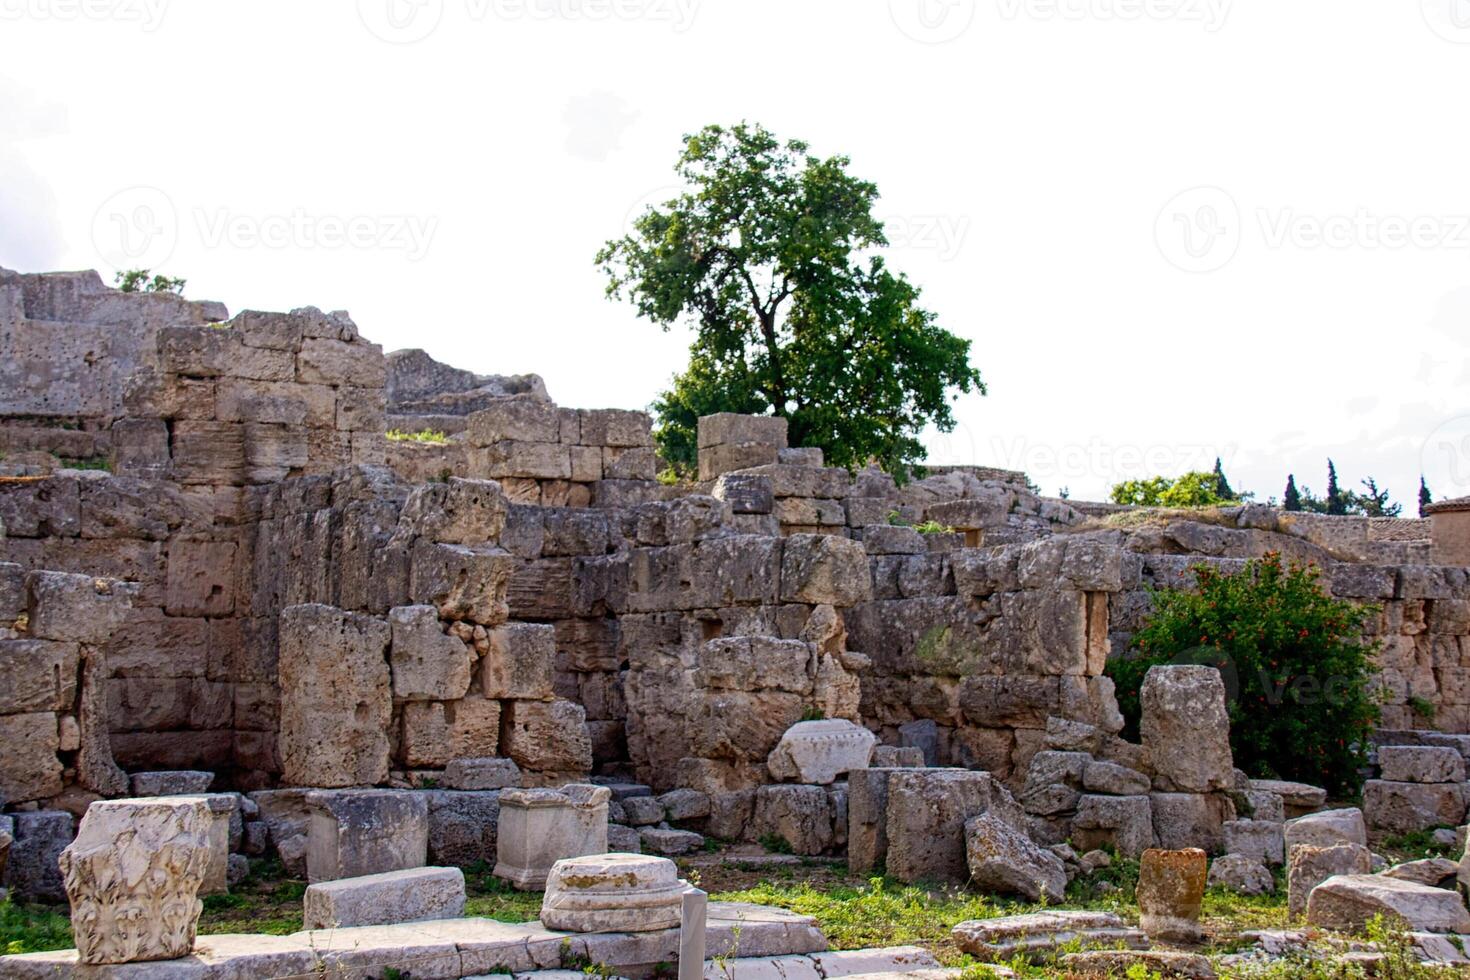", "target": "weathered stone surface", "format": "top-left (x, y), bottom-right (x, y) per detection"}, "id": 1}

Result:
top-left (500, 699), bottom-right (592, 776)
top-left (1140, 666), bottom-right (1233, 793)
top-left (130, 771), bottom-right (213, 797)
top-left (60, 797), bottom-right (212, 965)
top-left (1223, 819), bottom-right (1285, 865)
top-left (779, 534), bottom-right (872, 606)
top-left (423, 790), bottom-right (500, 867)
top-left (871, 746), bottom-right (925, 768)
top-left (4, 810), bottom-right (73, 902)
top-left (541, 853), bottom-right (689, 932)
top-left (1381, 857), bottom-right (1458, 887)
top-left (1061, 951), bottom-right (1216, 980)
top-left (847, 768), bottom-right (897, 875)
top-left (1363, 780), bottom-right (1470, 836)
top-left (1136, 847), bottom-right (1207, 944)
top-left (27, 570), bottom-right (134, 645)
top-left (1072, 794), bottom-right (1154, 858)
top-left (657, 788), bottom-right (711, 822)
top-left (698, 413), bottom-right (789, 450)
top-left (754, 784), bottom-right (834, 856)
top-left (400, 699), bottom-right (502, 769)
top-left (1083, 760), bottom-right (1151, 796)
top-left (639, 827), bottom-right (705, 856)
top-left (396, 478), bottom-right (507, 546)
top-left (1207, 853), bottom-right (1274, 895)
top-left (1251, 778), bottom-right (1327, 817)
top-left (442, 757), bottom-right (520, 791)
top-left (305, 790), bottom-right (428, 883)
top-left (766, 720), bottom-right (877, 785)
top-left (965, 811), bottom-right (1067, 901)
top-left (1378, 745), bottom-right (1467, 784)
top-left (0, 640), bottom-right (78, 714)
top-left (494, 784), bottom-right (609, 889)
top-left (885, 769), bottom-right (1023, 883)
top-left (1284, 807), bottom-right (1368, 852)
top-left (1307, 874), bottom-right (1470, 934)
top-left (481, 622), bottom-right (555, 700)
top-left (409, 541), bottom-right (514, 625)
top-left (164, 539), bottom-right (237, 617)
top-left (1151, 792), bottom-right (1235, 854)
top-left (1287, 842), bottom-right (1372, 915)
top-left (388, 605), bottom-right (472, 701)
top-left (303, 867), bottom-right (466, 930)
top-left (0, 711), bottom-right (63, 803)
top-left (952, 910), bottom-right (1145, 961)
